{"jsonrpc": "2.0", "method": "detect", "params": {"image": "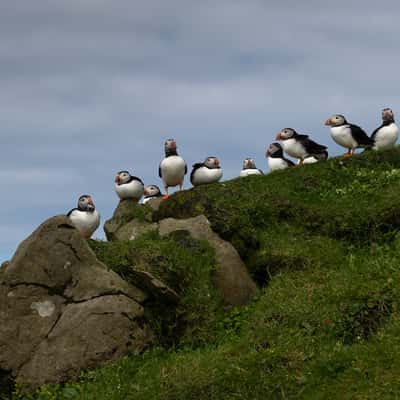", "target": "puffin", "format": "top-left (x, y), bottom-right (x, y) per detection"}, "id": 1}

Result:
top-left (240, 158), bottom-right (264, 177)
top-left (190, 156), bottom-right (223, 186)
top-left (67, 194), bottom-right (100, 239)
top-left (325, 114), bottom-right (373, 157)
top-left (303, 150), bottom-right (329, 164)
top-left (114, 170), bottom-right (144, 202)
top-left (143, 185), bottom-right (163, 204)
top-left (159, 139), bottom-right (187, 199)
top-left (266, 142), bottom-right (295, 171)
top-left (371, 108), bottom-right (398, 150)
top-left (275, 129), bottom-right (327, 165)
